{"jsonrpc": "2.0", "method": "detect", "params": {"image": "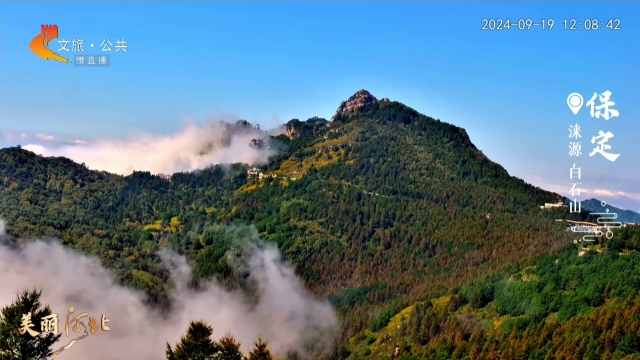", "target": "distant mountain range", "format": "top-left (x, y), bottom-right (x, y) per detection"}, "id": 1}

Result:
top-left (579, 198), bottom-right (640, 223)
